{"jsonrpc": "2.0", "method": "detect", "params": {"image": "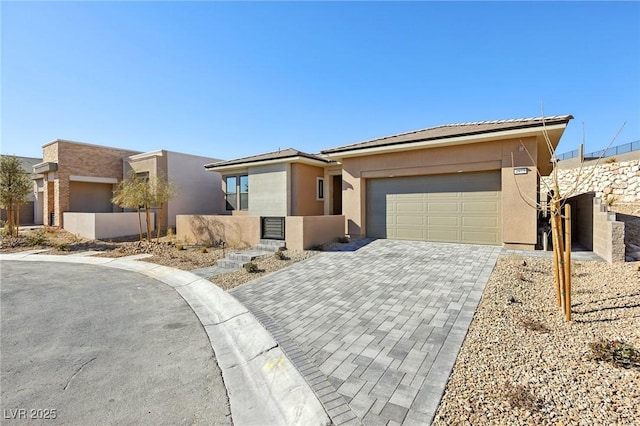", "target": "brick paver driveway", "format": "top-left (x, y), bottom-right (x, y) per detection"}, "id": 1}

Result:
top-left (231, 239), bottom-right (501, 425)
